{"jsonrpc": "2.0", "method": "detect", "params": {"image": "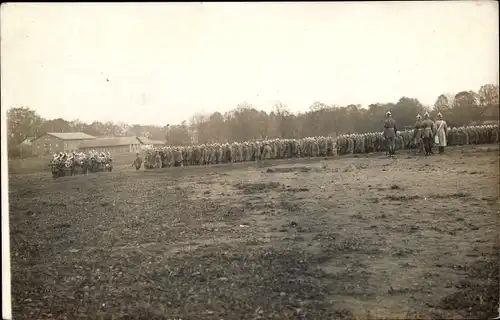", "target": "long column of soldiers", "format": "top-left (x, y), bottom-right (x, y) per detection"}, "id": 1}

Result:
top-left (138, 119), bottom-right (498, 168)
